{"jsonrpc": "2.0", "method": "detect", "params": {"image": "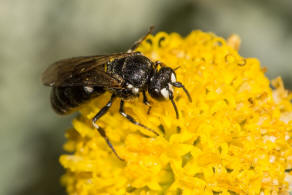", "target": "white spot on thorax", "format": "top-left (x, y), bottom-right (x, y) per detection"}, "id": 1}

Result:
top-left (132, 87), bottom-right (139, 94)
top-left (84, 86), bottom-right (94, 93)
top-left (127, 84), bottom-right (133, 89)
